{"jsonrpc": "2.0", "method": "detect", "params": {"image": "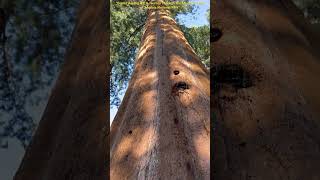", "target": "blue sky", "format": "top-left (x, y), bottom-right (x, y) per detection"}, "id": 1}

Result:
top-left (177, 0), bottom-right (209, 27)
top-left (110, 0), bottom-right (209, 126)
